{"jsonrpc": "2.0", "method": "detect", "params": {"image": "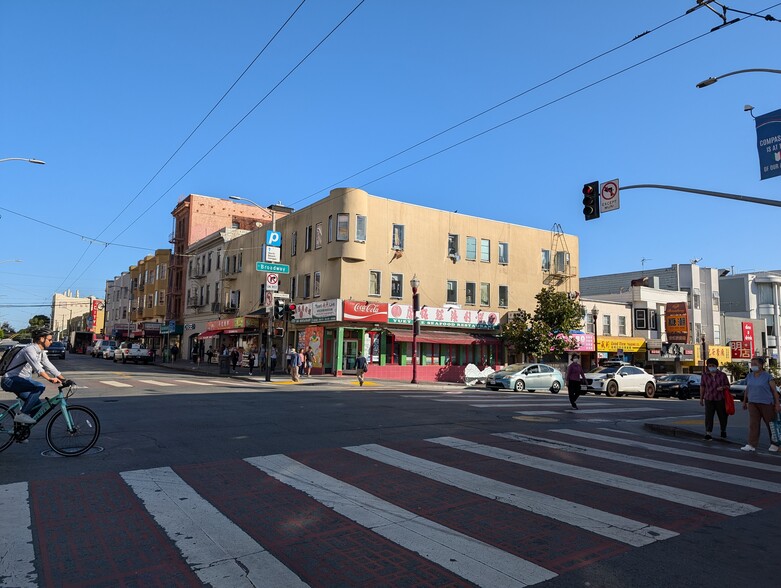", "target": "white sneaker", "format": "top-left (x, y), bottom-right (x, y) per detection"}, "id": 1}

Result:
top-left (769, 445), bottom-right (780, 453)
top-left (740, 444), bottom-right (756, 452)
top-left (13, 413), bottom-right (36, 425)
